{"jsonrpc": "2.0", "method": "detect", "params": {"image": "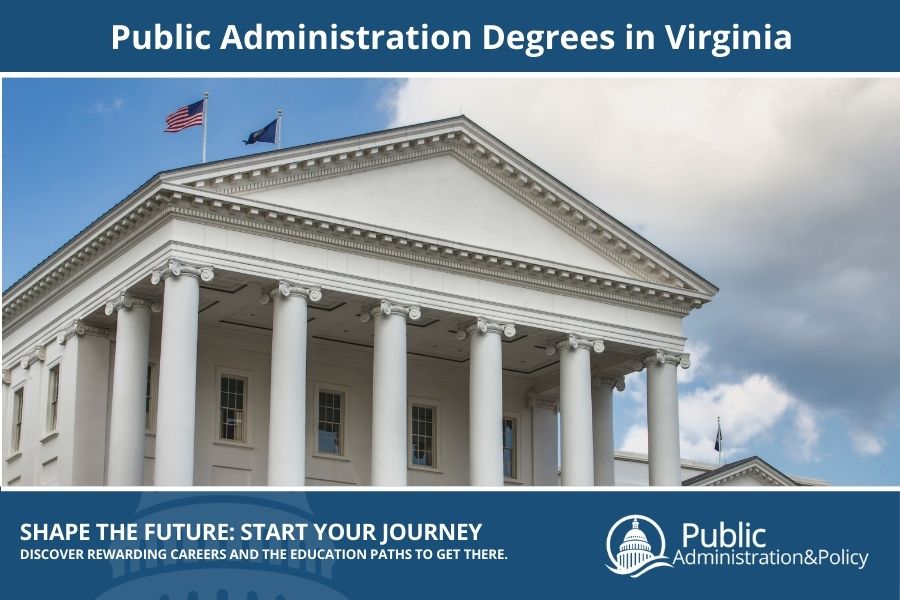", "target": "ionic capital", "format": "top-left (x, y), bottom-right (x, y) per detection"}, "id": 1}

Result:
top-left (545, 334), bottom-right (605, 356)
top-left (641, 349), bottom-right (691, 369)
top-left (456, 317), bottom-right (516, 340)
top-left (260, 280), bottom-right (323, 305)
top-left (21, 345), bottom-right (46, 370)
top-left (150, 260), bottom-right (214, 285)
top-left (360, 299), bottom-right (421, 323)
top-left (527, 390), bottom-right (559, 412)
top-left (593, 376), bottom-right (626, 392)
top-left (57, 319), bottom-right (110, 345)
top-left (104, 292), bottom-right (161, 316)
